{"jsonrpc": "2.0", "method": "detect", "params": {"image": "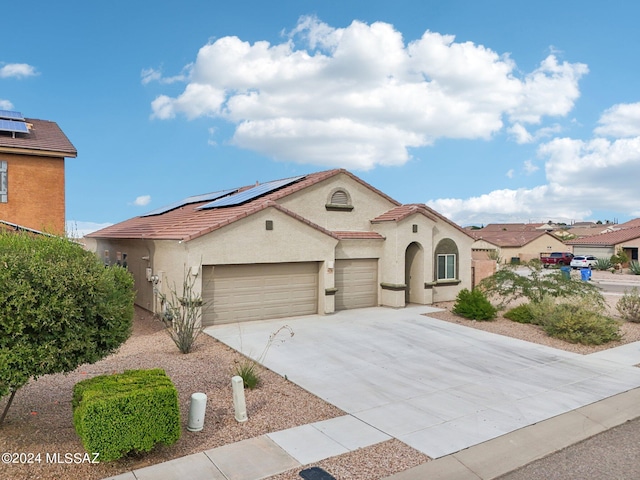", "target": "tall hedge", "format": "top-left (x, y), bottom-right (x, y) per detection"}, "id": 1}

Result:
top-left (0, 231), bottom-right (135, 416)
